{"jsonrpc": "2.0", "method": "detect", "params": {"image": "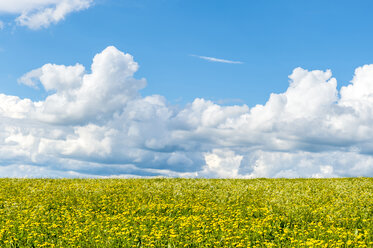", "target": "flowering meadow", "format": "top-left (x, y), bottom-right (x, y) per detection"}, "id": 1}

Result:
top-left (0, 178), bottom-right (372, 247)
